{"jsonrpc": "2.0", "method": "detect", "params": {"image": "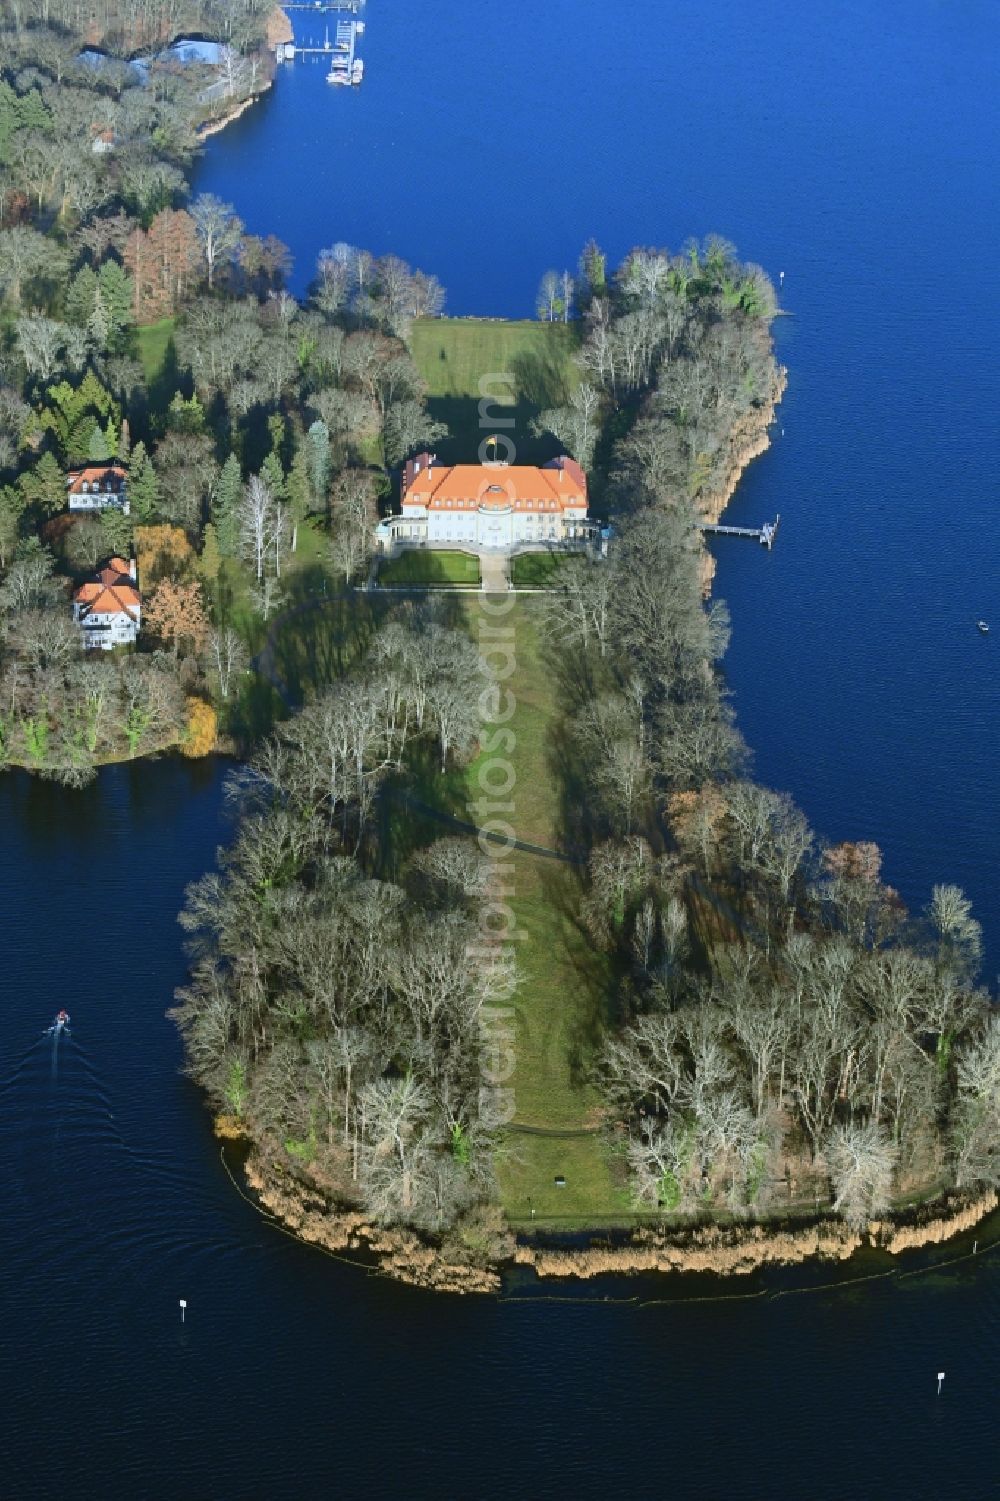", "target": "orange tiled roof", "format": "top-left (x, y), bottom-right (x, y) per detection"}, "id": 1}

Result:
top-left (73, 558), bottom-right (140, 620)
top-left (66, 464), bottom-right (127, 495)
top-left (76, 587), bottom-right (139, 620)
top-left (403, 459), bottom-right (587, 513)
